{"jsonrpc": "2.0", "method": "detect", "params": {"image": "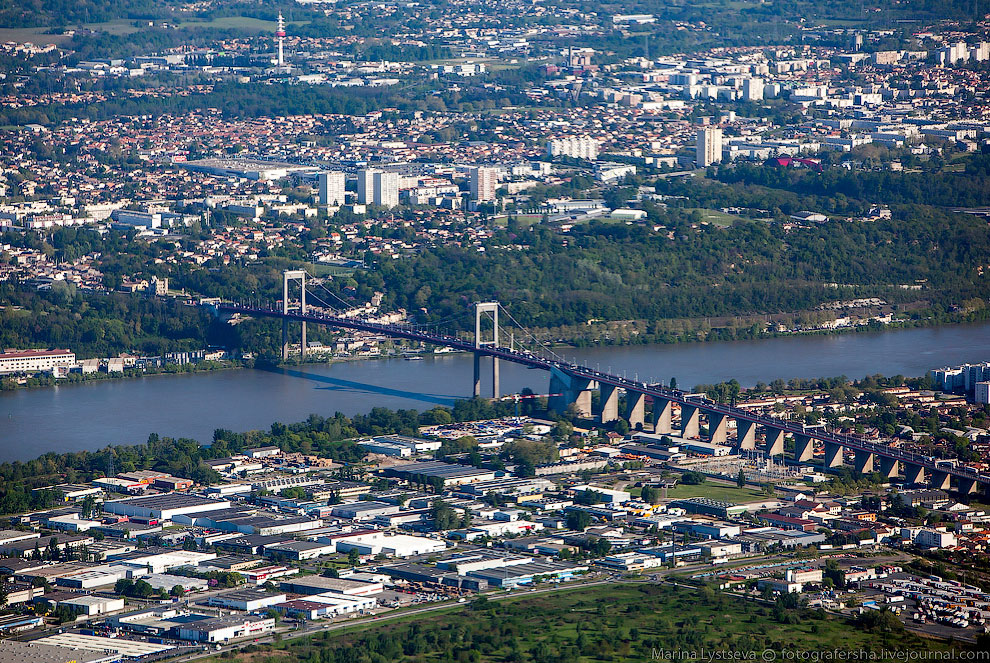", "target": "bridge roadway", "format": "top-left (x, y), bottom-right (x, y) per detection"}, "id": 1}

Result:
top-left (216, 304), bottom-right (990, 492)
